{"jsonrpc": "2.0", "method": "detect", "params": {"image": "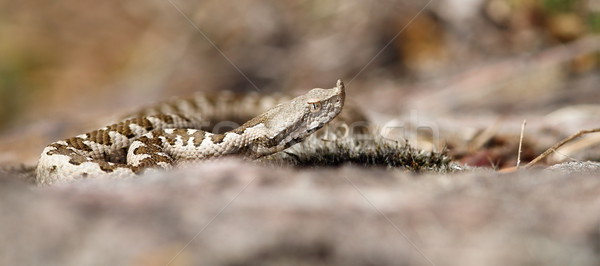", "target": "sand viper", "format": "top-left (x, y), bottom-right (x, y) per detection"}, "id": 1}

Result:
top-left (36, 80), bottom-right (346, 185)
